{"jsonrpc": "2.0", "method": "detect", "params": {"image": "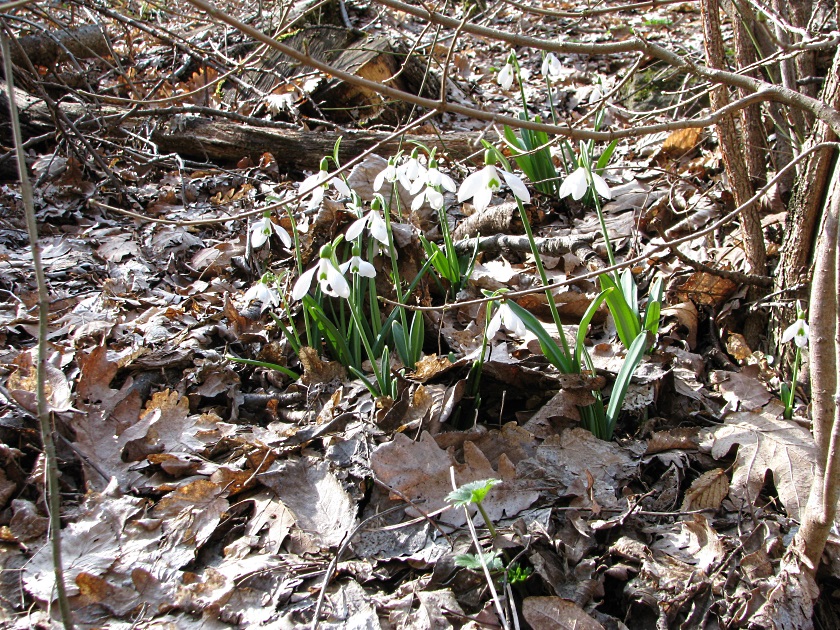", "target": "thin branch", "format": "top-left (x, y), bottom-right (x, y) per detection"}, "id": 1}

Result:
top-left (1, 34), bottom-right (74, 630)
